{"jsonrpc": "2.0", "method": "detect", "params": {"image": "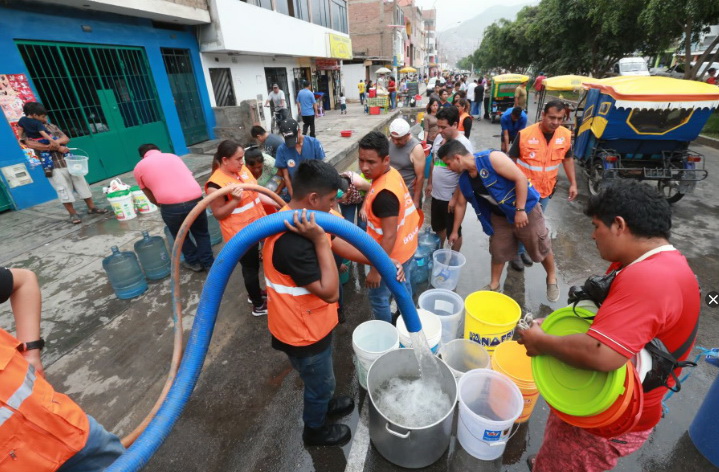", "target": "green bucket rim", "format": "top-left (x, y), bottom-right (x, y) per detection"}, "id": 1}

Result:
top-left (531, 306), bottom-right (627, 417)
